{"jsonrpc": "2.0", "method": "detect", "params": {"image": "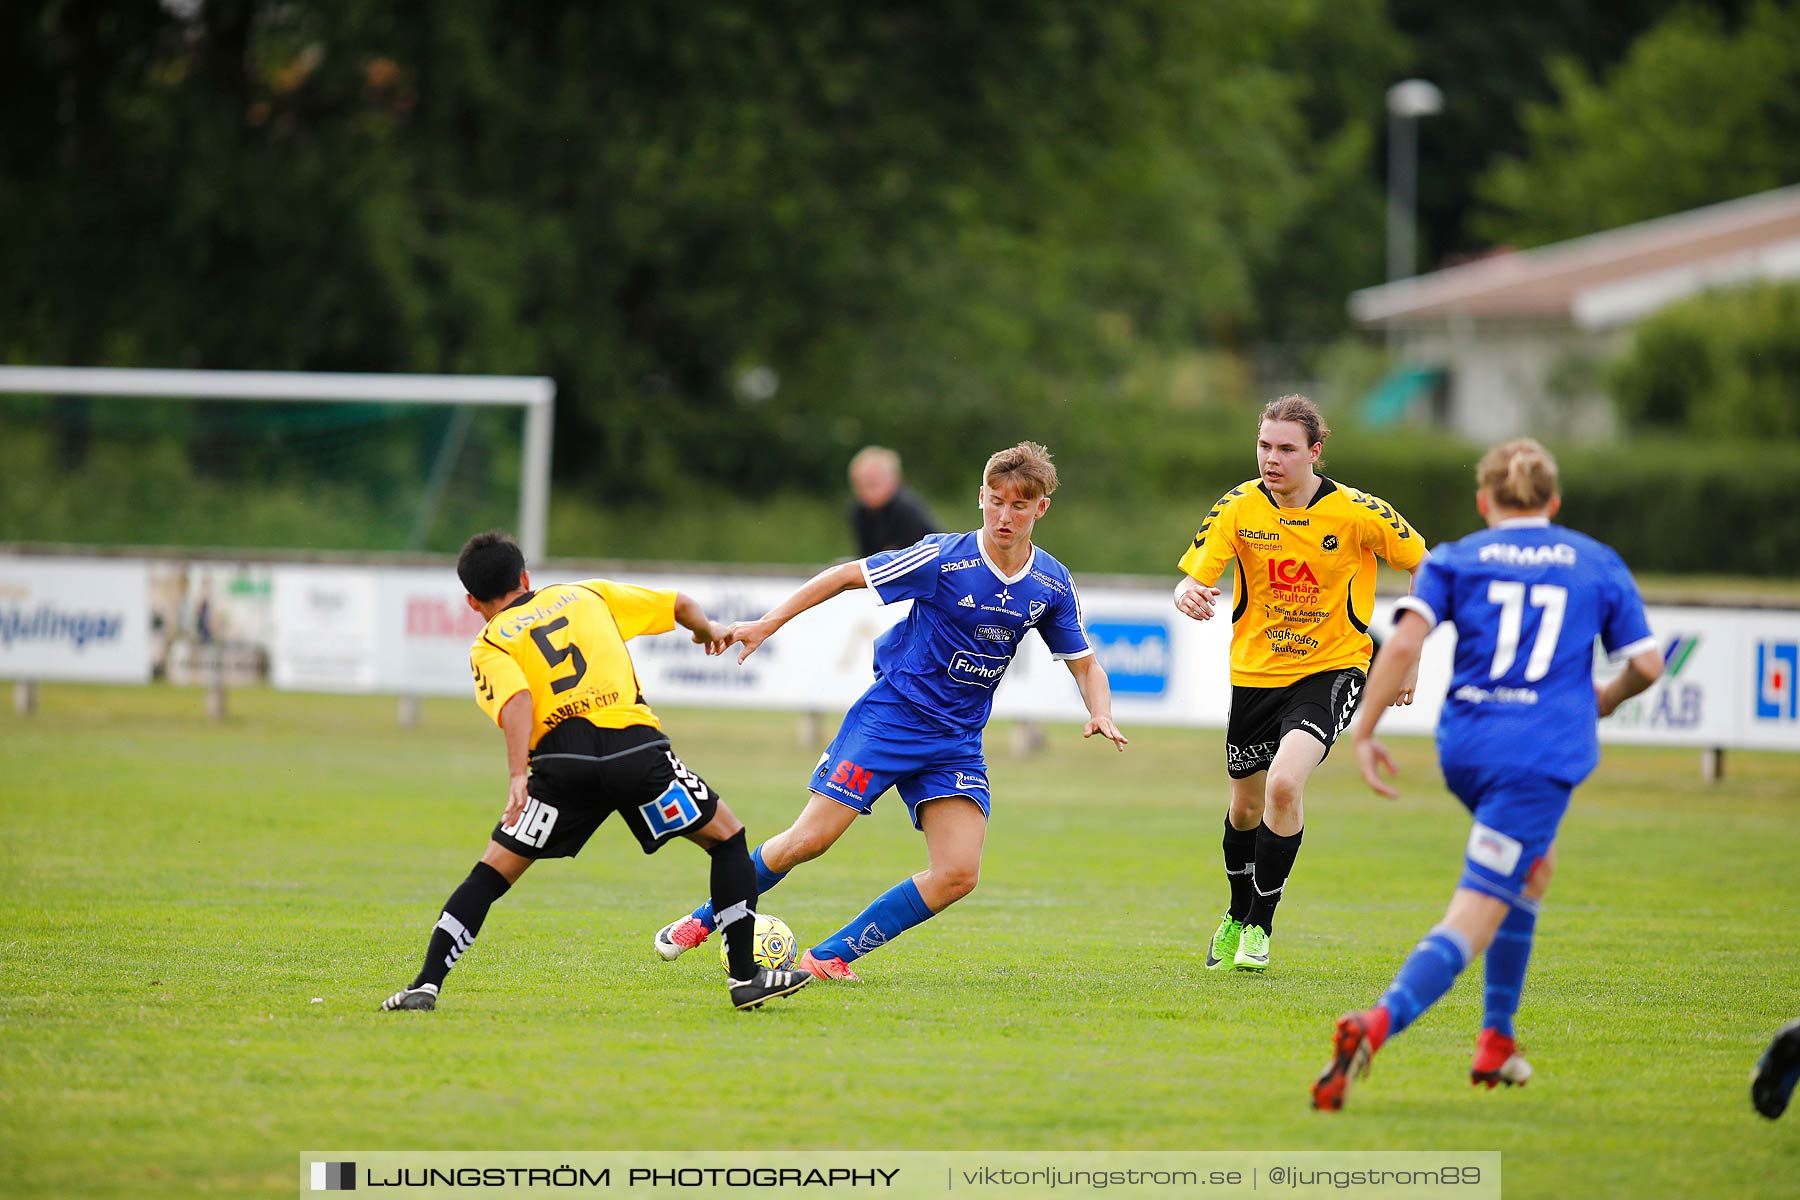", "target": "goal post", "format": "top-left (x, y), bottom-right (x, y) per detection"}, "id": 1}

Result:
top-left (0, 366), bottom-right (556, 562)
